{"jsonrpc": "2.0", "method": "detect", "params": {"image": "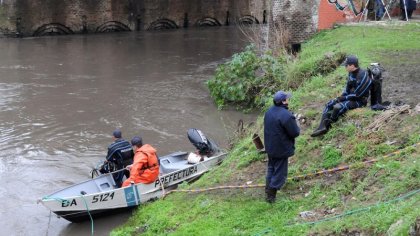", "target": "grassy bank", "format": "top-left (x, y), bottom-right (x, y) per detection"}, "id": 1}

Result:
top-left (112, 24), bottom-right (420, 235)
